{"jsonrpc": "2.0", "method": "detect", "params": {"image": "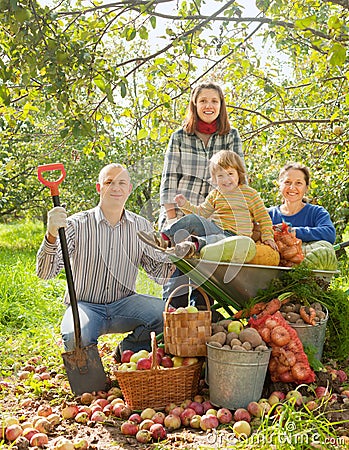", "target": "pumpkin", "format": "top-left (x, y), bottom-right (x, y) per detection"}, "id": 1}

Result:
top-left (302, 245), bottom-right (338, 271)
top-left (200, 235), bottom-right (256, 263)
top-left (247, 242), bottom-right (280, 266)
